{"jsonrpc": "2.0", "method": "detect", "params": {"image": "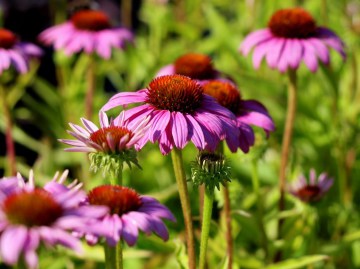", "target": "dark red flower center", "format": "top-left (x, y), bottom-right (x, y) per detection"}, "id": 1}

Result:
top-left (88, 185), bottom-right (142, 215)
top-left (3, 189), bottom-right (63, 227)
top-left (146, 74), bottom-right (204, 114)
top-left (296, 185), bottom-right (321, 202)
top-left (203, 80), bottom-right (241, 114)
top-left (71, 10), bottom-right (111, 31)
top-left (0, 29), bottom-right (17, 49)
top-left (89, 126), bottom-right (133, 152)
top-left (268, 8), bottom-right (317, 38)
top-left (174, 53), bottom-right (216, 80)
